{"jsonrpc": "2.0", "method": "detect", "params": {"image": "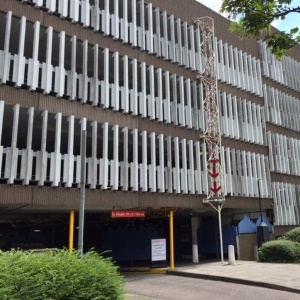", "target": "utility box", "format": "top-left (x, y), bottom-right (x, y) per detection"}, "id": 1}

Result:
top-left (257, 223), bottom-right (270, 248)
